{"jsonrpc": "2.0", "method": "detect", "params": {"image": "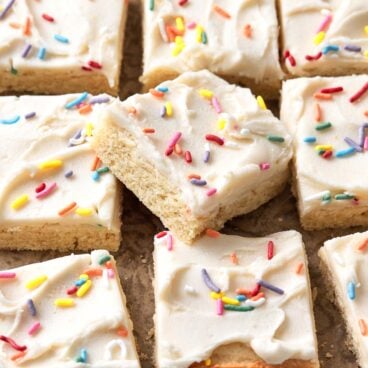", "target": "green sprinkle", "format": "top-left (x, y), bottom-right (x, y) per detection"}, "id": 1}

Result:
top-left (322, 193), bottom-right (332, 202)
top-left (98, 255), bottom-right (111, 265)
top-left (267, 135), bottom-right (285, 143)
top-left (335, 194), bottom-right (355, 200)
top-left (97, 166), bottom-right (109, 174)
top-left (224, 305), bottom-right (255, 312)
top-left (201, 31), bottom-right (208, 44)
top-left (10, 66), bottom-right (17, 75)
top-left (315, 122), bottom-right (332, 131)
top-left (149, 0), bottom-right (154, 10)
